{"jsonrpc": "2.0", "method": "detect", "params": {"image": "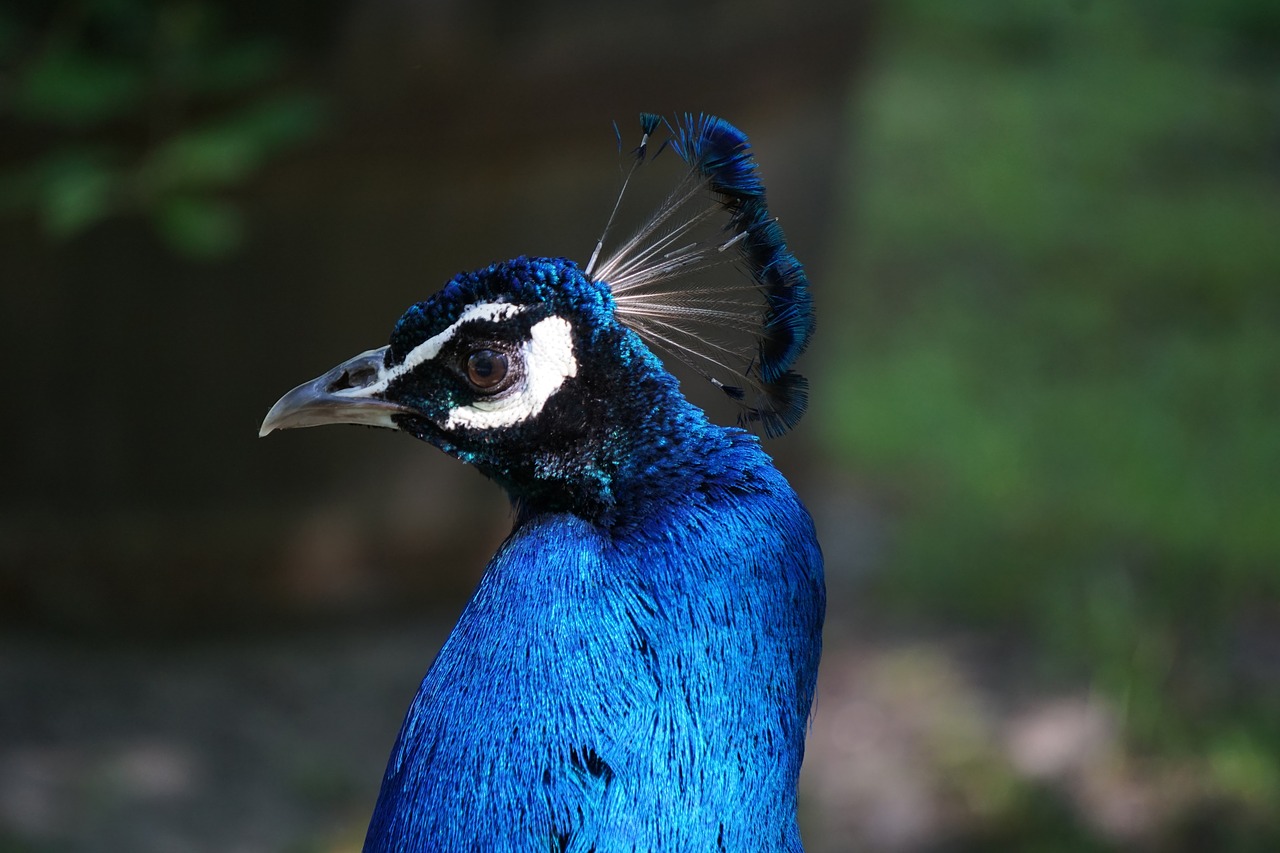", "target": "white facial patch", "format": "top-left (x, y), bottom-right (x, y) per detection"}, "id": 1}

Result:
top-left (445, 316), bottom-right (578, 431)
top-left (338, 302), bottom-right (524, 402)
